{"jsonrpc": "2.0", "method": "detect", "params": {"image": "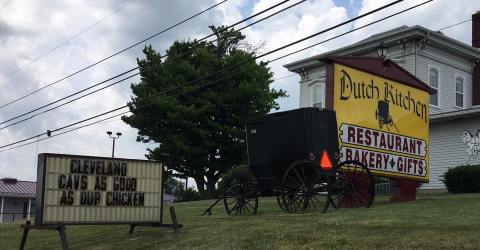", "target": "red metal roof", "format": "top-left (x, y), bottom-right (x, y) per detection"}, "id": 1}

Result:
top-left (321, 56), bottom-right (436, 94)
top-left (0, 178), bottom-right (36, 198)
